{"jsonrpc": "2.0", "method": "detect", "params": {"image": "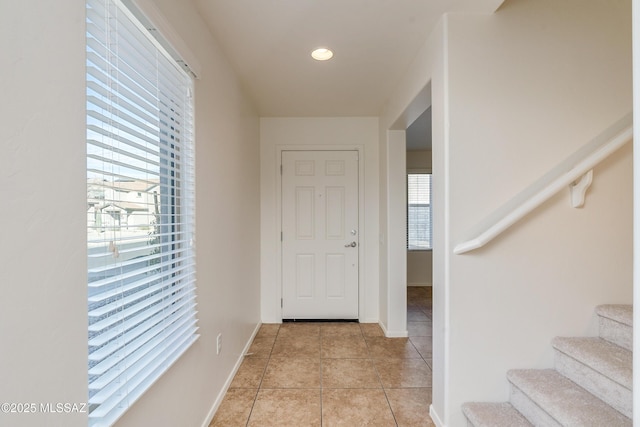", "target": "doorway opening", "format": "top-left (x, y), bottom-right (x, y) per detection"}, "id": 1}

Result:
top-left (387, 81), bottom-right (433, 334)
top-left (406, 107), bottom-right (433, 290)
top-left (405, 105), bottom-right (433, 350)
